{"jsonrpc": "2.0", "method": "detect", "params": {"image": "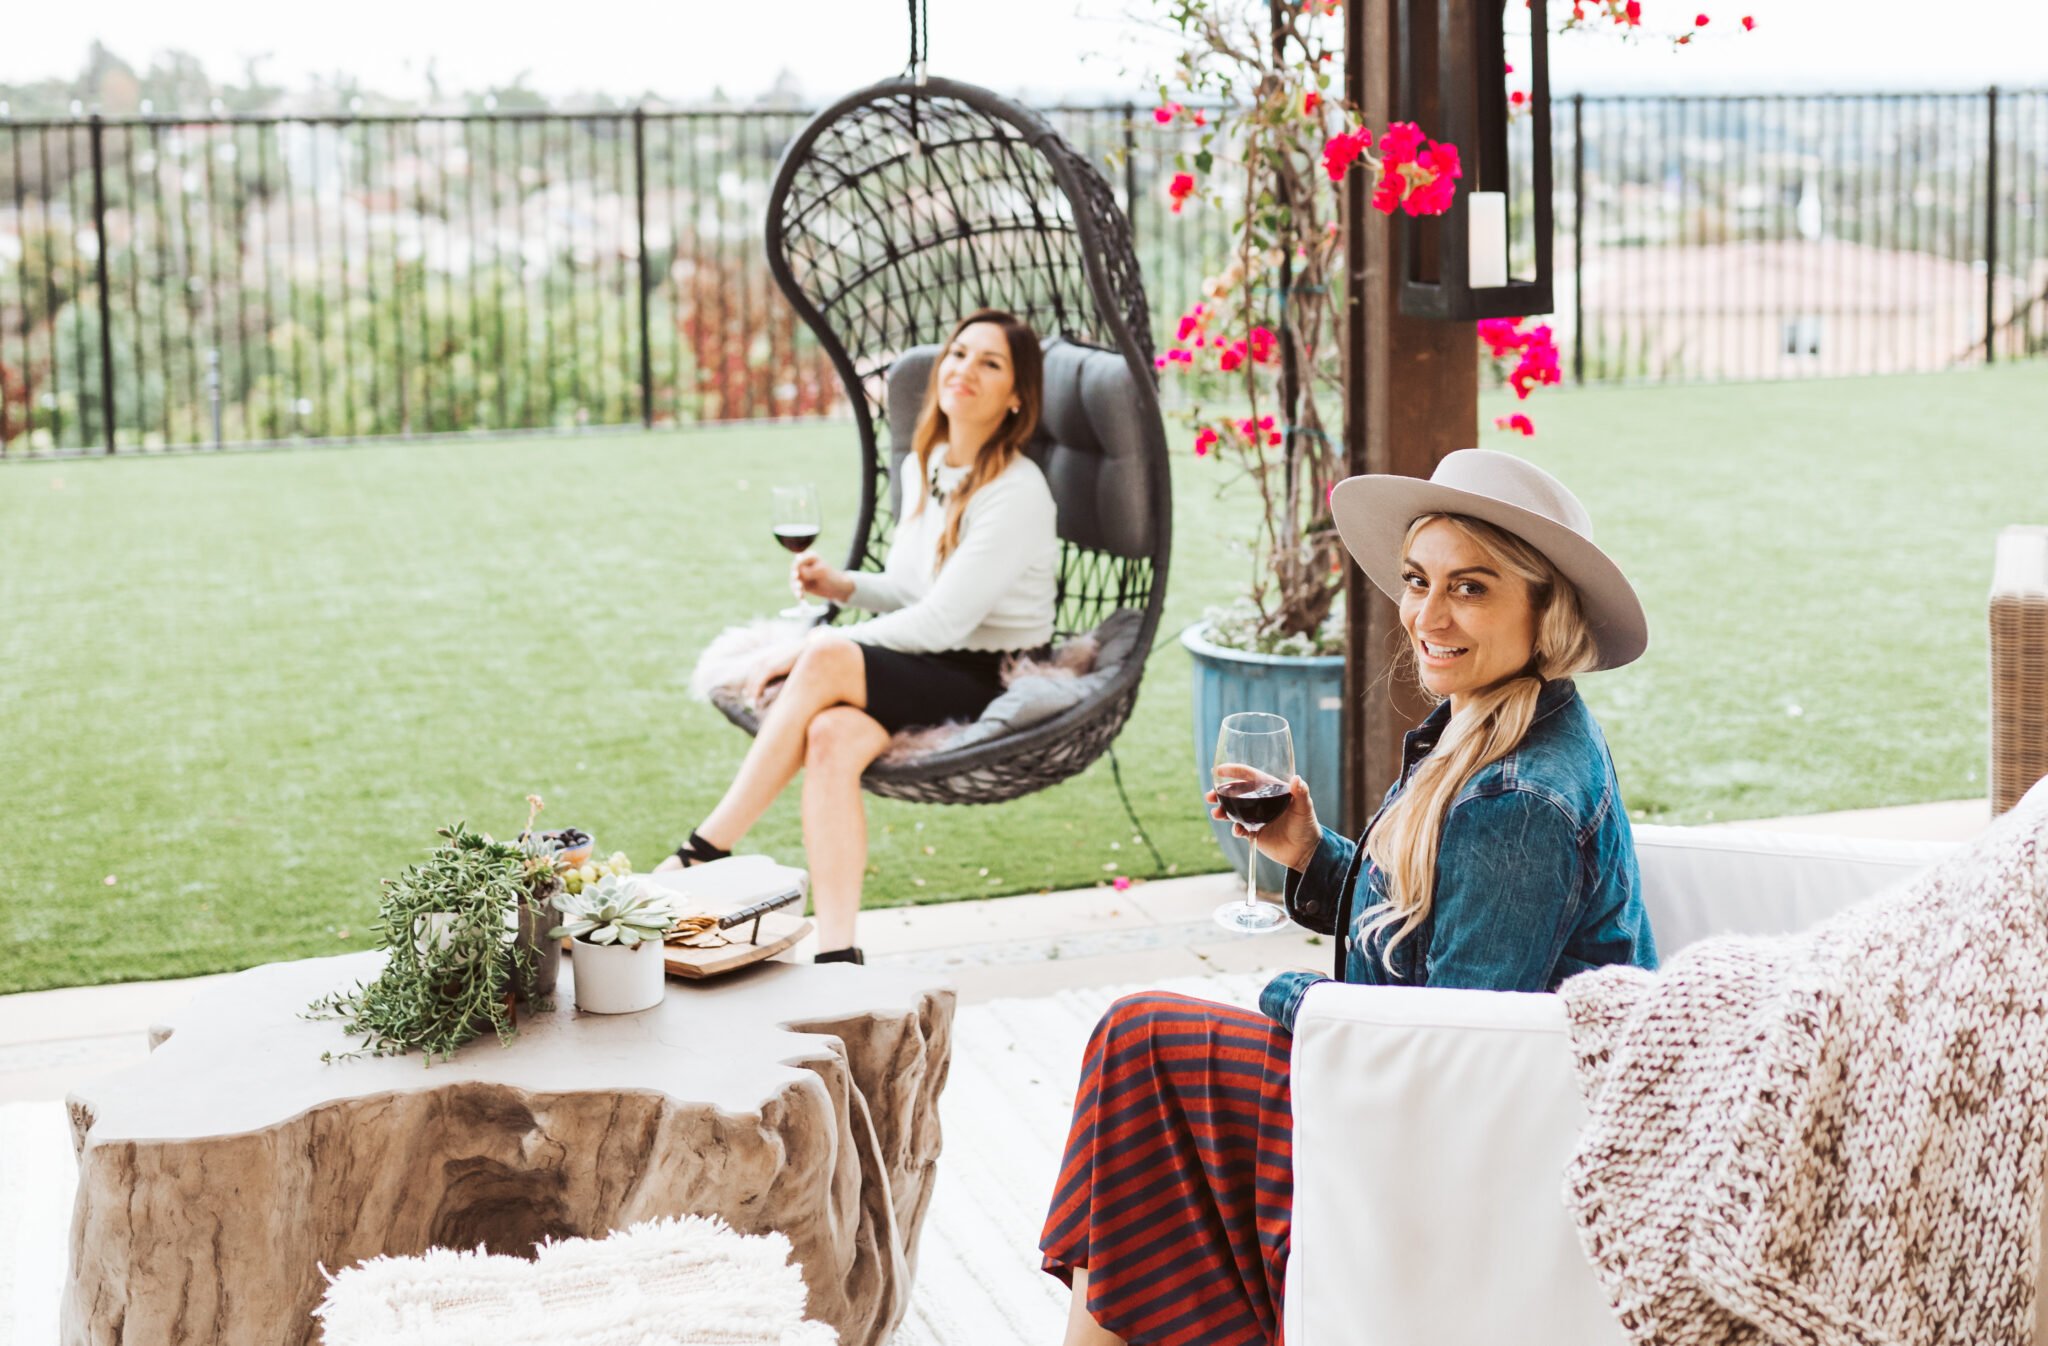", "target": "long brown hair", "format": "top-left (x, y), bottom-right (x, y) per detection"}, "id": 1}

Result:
top-left (907, 309), bottom-right (1044, 569)
top-left (1360, 514), bottom-right (1601, 971)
